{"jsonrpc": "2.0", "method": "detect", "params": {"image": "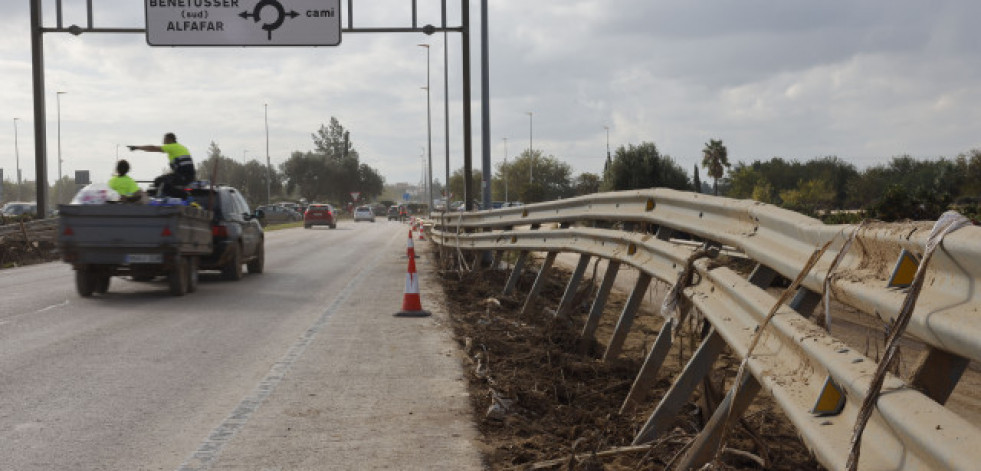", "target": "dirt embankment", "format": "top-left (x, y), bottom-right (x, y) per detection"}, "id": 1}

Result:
top-left (436, 252), bottom-right (821, 470)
